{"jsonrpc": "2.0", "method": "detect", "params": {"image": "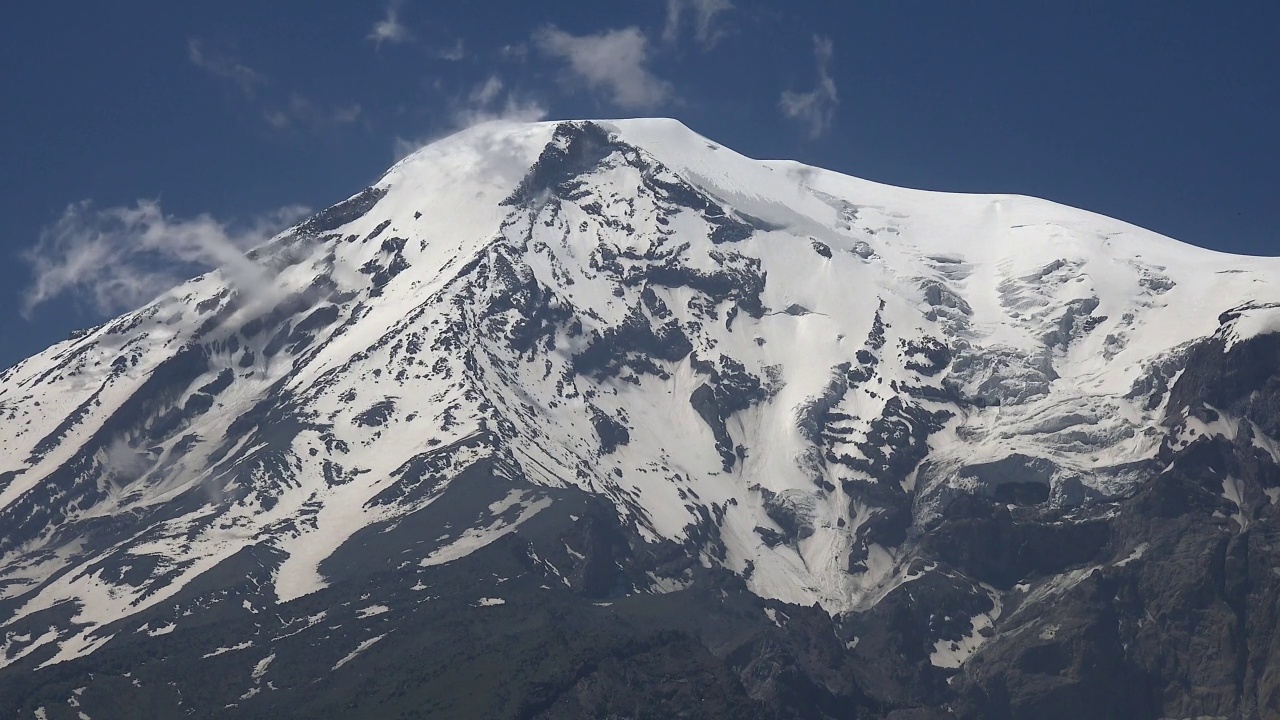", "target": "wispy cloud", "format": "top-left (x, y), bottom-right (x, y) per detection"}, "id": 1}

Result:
top-left (392, 76), bottom-right (547, 160)
top-left (189, 38), bottom-right (363, 133)
top-left (264, 94), bottom-right (363, 130)
top-left (501, 43), bottom-right (529, 62)
top-left (452, 76), bottom-right (547, 127)
top-left (22, 201), bottom-right (310, 317)
top-left (780, 35), bottom-right (838, 138)
top-left (187, 39), bottom-right (266, 97)
top-left (533, 26), bottom-right (672, 110)
top-left (369, 0), bottom-right (412, 47)
top-left (434, 38), bottom-right (465, 61)
top-left (662, 0), bottom-right (733, 49)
